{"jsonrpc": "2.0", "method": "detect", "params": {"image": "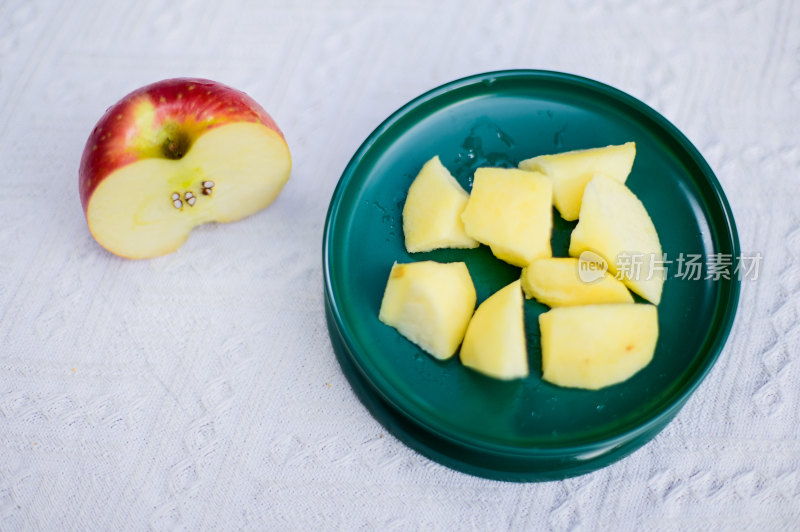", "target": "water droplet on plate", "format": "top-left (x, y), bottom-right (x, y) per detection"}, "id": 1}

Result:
top-left (496, 129), bottom-right (514, 148)
top-left (554, 124), bottom-right (568, 147)
top-left (369, 201), bottom-right (389, 215)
